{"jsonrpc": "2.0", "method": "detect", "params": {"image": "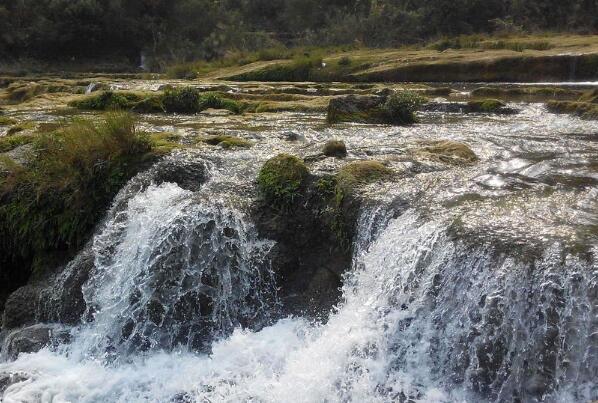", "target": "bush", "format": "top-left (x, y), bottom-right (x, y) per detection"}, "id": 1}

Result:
top-left (323, 140), bottom-right (347, 158)
top-left (383, 91), bottom-right (427, 124)
top-left (257, 154), bottom-right (309, 207)
top-left (0, 113), bottom-right (153, 264)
